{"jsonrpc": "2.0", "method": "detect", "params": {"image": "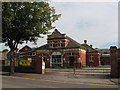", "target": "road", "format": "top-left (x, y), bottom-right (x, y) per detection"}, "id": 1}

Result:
top-left (2, 76), bottom-right (118, 88)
